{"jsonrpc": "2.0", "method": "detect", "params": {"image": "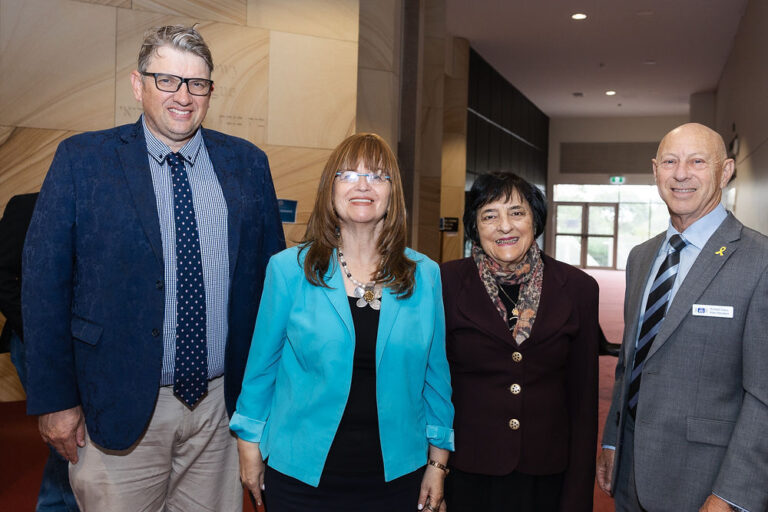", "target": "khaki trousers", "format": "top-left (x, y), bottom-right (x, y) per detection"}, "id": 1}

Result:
top-left (69, 376), bottom-right (242, 512)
